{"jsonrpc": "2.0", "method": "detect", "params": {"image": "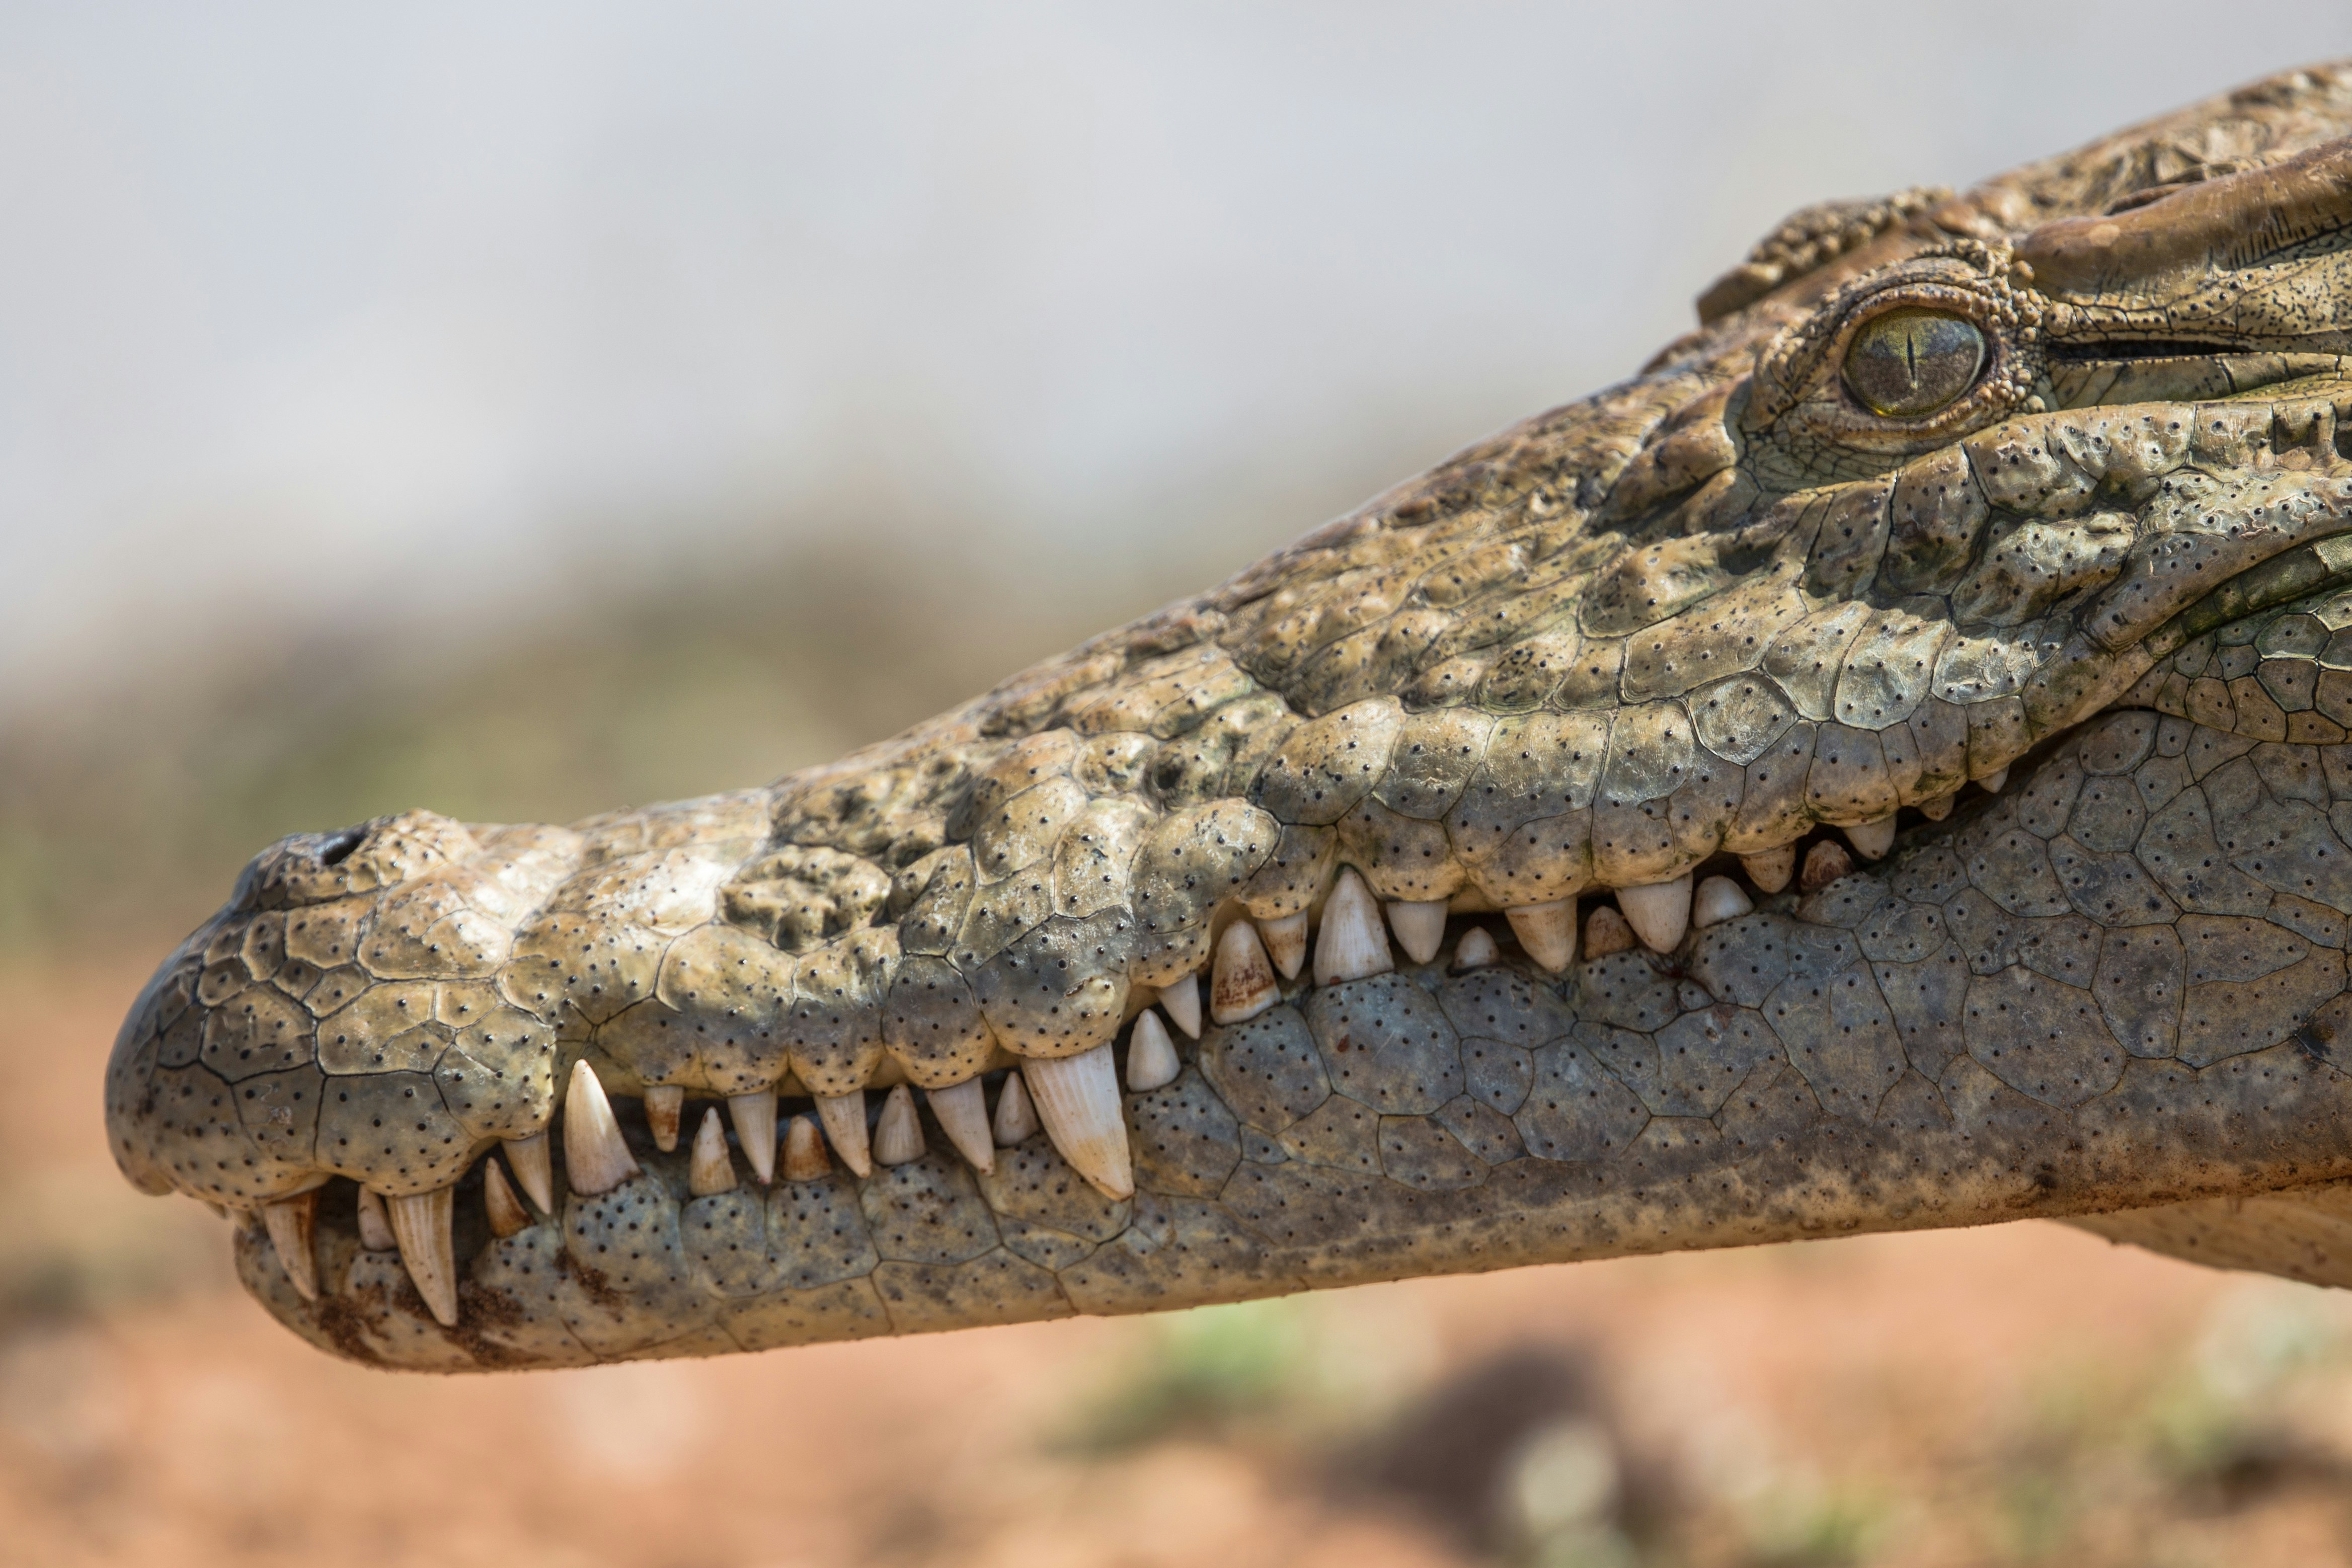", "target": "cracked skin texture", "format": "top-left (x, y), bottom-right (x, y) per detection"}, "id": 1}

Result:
top-left (103, 60), bottom-right (2352, 1370)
